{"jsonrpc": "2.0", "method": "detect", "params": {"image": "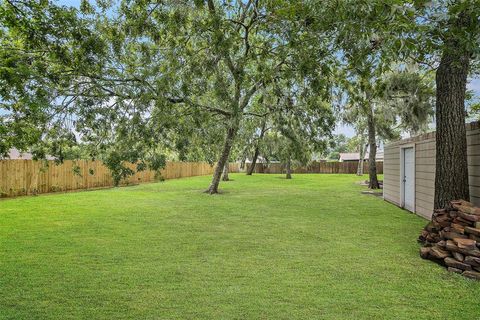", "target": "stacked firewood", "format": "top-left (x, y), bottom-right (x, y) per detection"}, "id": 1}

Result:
top-left (418, 200), bottom-right (480, 280)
